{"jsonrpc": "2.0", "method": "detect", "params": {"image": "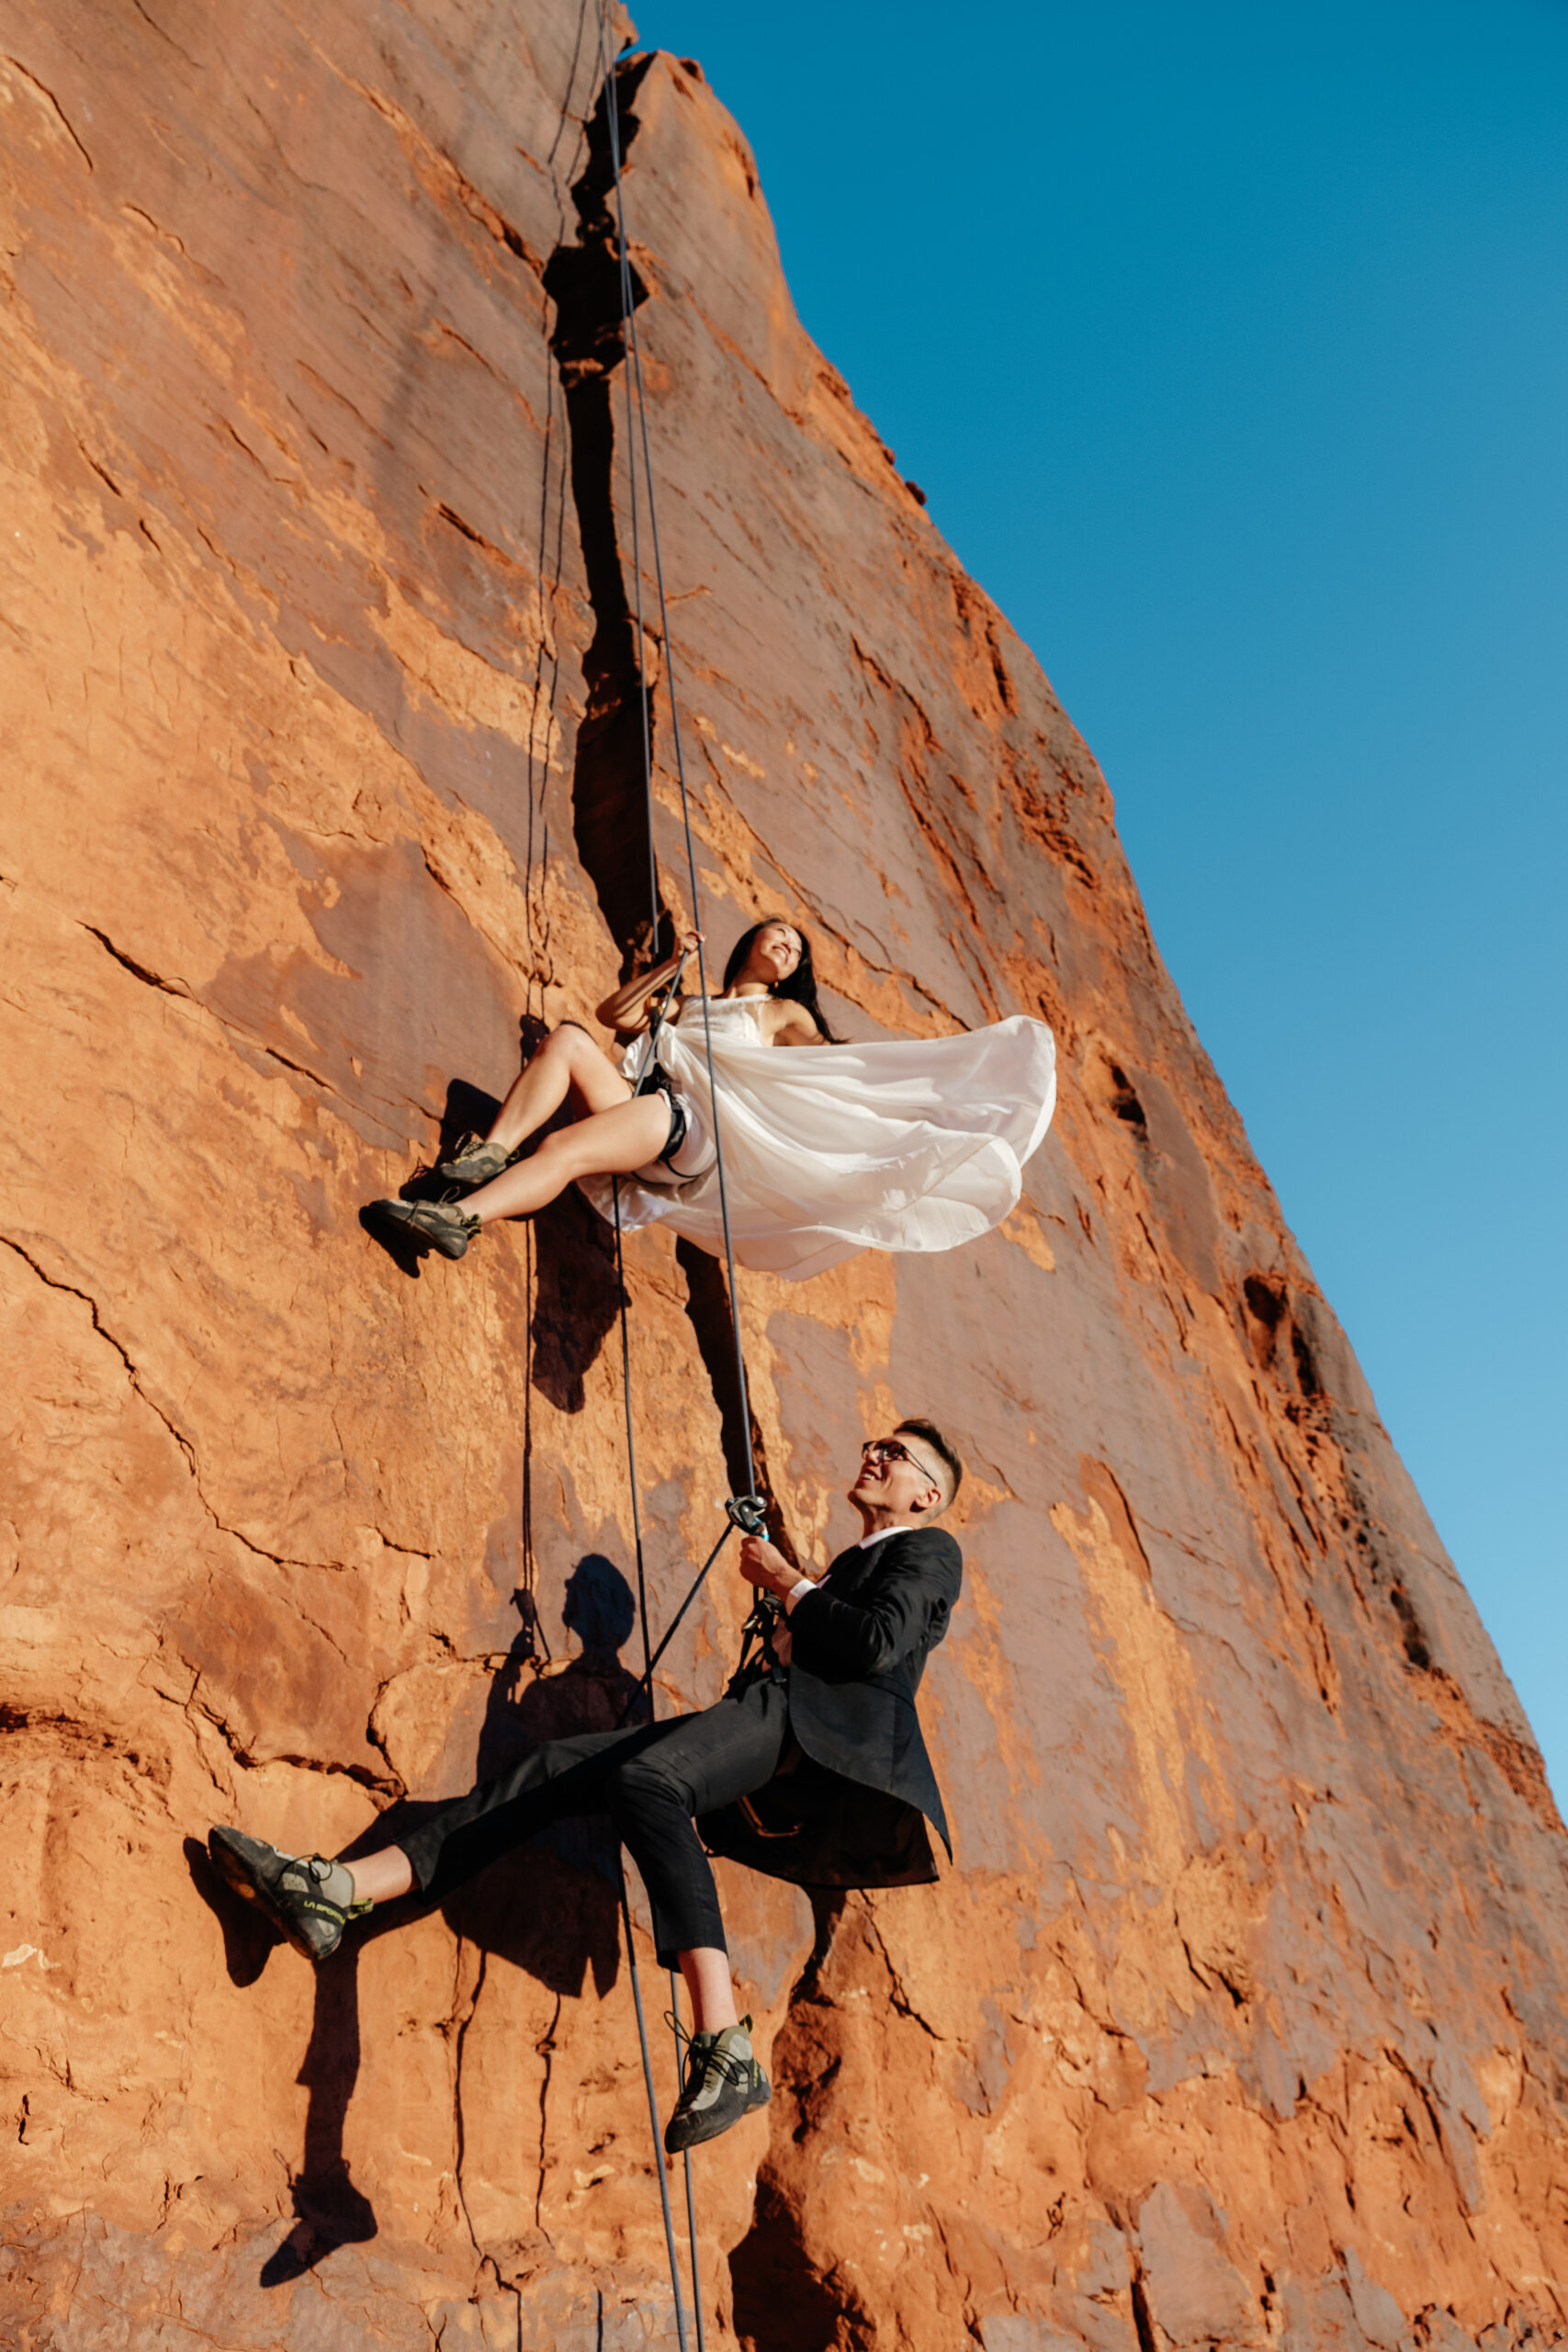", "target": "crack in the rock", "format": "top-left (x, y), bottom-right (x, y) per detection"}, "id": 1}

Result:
top-left (3, 53), bottom-right (93, 172)
top-left (542, 52), bottom-right (668, 974)
top-left (361, 1678), bottom-right (406, 1797)
top-left (219, 413), bottom-right (285, 481)
top-left (70, 905), bottom-right (425, 1133)
top-left (432, 497), bottom-right (501, 552)
top-left (289, 27), bottom-right (548, 288)
top-left (125, 0), bottom-right (204, 73)
top-left (534, 1991), bottom-right (562, 2233)
top-left (85, 923), bottom-right (191, 999)
top-left (852, 639), bottom-right (1003, 972)
top-left (120, 201), bottom-right (186, 255)
top-left (535, 59), bottom-right (820, 1535)
top-left (414, 837), bottom-right (547, 994)
top-left (0, 1235), bottom-right (341, 1576)
top-left (184, 1679), bottom-right (400, 1797)
top-left (448, 1942), bottom-right (491, 2263)
top-left (1127, 2263), bottom-right (1159, 2352)
top-left (77, 446), bottom-right (125, 501)
top-left (864, 1911), bottom-right (942, 2043)
top-left (295, 358), bottom-right (394, 452)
